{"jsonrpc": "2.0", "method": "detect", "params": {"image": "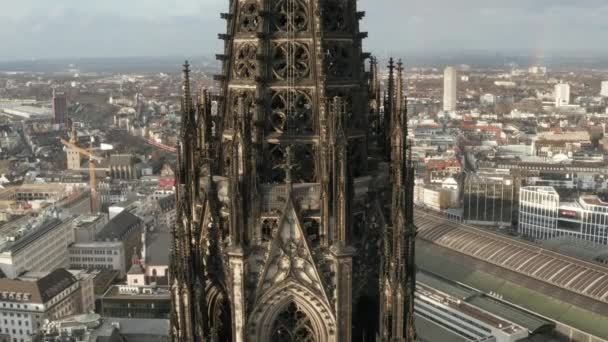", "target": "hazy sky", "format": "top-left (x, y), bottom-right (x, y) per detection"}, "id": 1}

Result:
top-left (1, 0), bottom-right (607, 61)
